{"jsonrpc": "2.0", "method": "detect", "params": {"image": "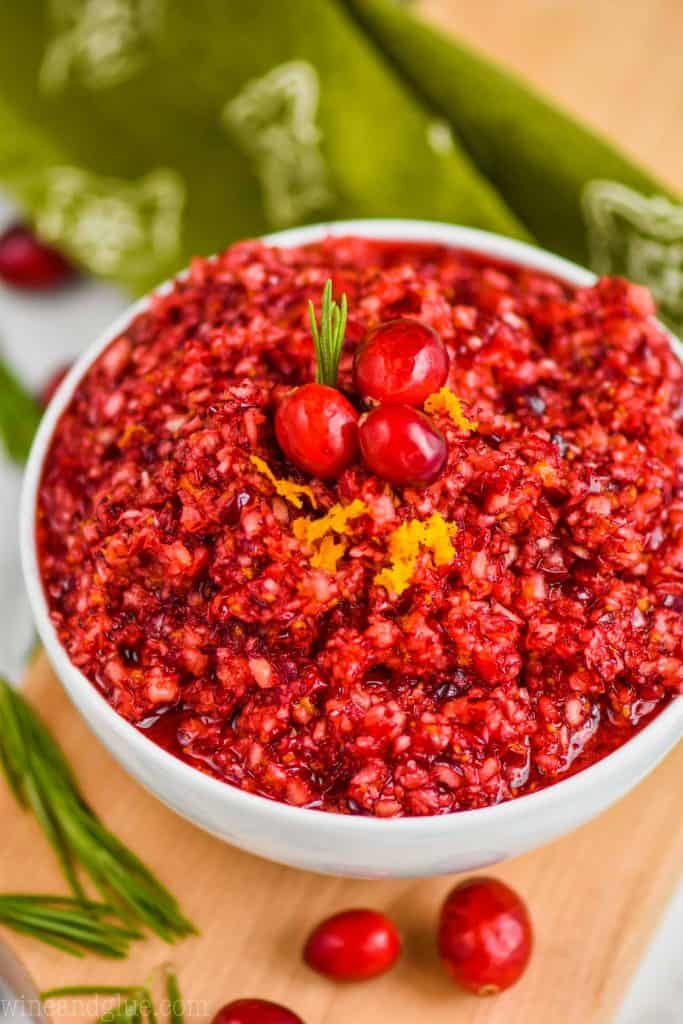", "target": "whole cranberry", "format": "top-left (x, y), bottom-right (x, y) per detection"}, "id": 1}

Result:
top-left (354, 318), bottom-right (449, 406)
top-left (304, 908), bottom-right (401, 981)
top-left (359, 404), bottom-right (447, 486)
top-left (39, 363), bottom-right (71, 408)
top-left (275, 382), bottom-right (359, 480)
top-left (438, 877), bottom-right (533, 995)
top-left (0, 224), bottom-right (74, 290)
top-left (211, 999), bottom-right (303, 1024)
